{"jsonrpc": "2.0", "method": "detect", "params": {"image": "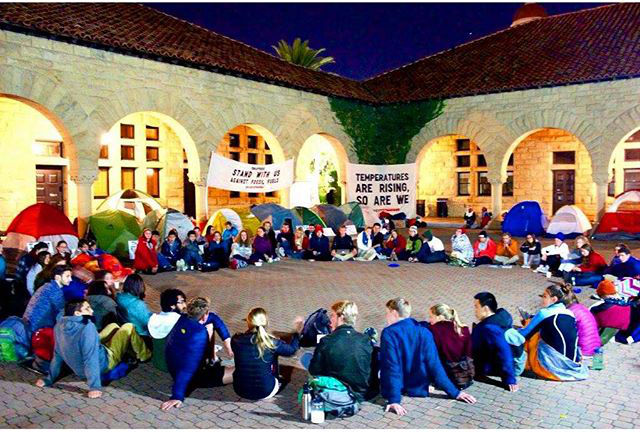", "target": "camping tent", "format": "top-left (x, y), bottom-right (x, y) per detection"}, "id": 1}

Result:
top-left (250, 204), bottom-right (301, 229)
top-left (545, 205), bottom-right (592, 238)
top-left (142, 208), bottom-right (194, 241)
top-left (293, 207), bottom-right (326, 228)
top-left (340, 202), bottom-right (381, 229)
top-left (3, 203), bottom-right (78, 253)
top-left (96, 189), bottom-right (163, 221)
top-left (312, 204), bottom-right (348, 232)
top-left (88, 210), bottom-right (141, 259)
top-left (592, 190), bottom-right (640, 240)
top-left (205, 208), bottom-right (244, 235)
top-left (501, 201), bottom-right (548, 237)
